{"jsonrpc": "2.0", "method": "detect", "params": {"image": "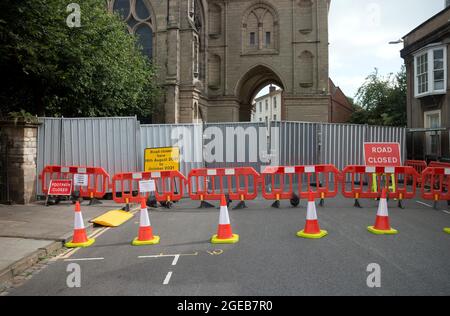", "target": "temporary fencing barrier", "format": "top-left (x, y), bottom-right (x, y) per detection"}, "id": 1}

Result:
top-left (188, 167), bottom-right (260, 209)
top-left (261, 165), bottom-right (340, 208)
top-left (112, 170), bottom-right (187, 209)
top-left (40, 165), bottom-right (110, 203)
top-left (429, 161), bottom-right (450, 168)
top-left (421, 167), bottom-right (450, 209)
top-left (341, 166), bottom-right (420, 208)
top-left (405, 160), bottom-right (427, 186)
top-left (428, 162), bottom-right (450, 193)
